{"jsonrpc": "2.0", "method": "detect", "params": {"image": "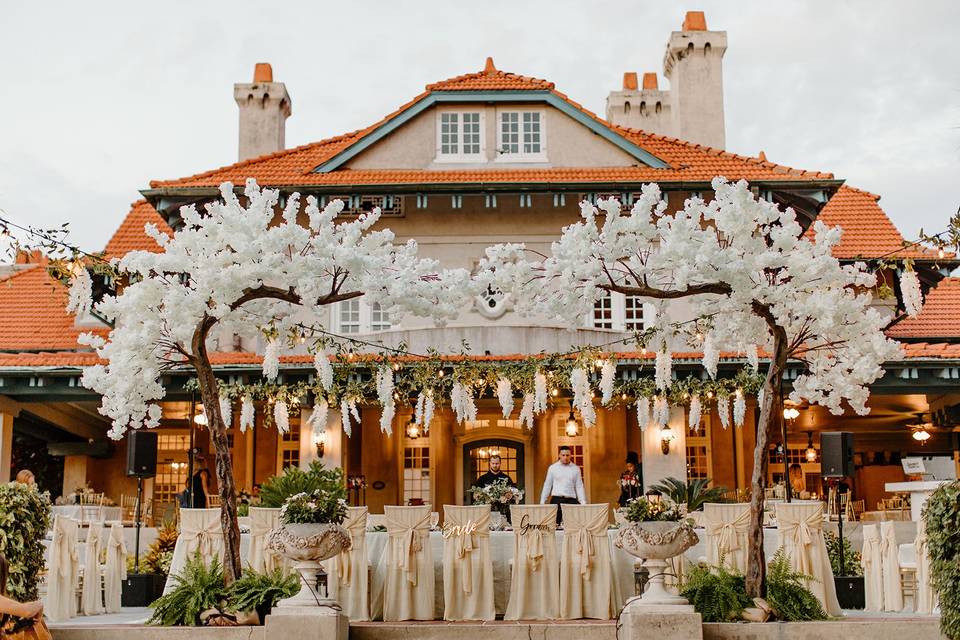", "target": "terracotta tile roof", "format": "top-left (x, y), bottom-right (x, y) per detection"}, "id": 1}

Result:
top-left (804, 186), bottom-right (942, 259)
top-left (149, 63), bottom-right (833, 190)
top-left (0, 264), bottom-right (108, 352)
top-left (900, 342), bottom-right (960, 359)
top-left (103, 200), bottom-right (174, 259)
top-left (886, 277), bottom-right (960, 340)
